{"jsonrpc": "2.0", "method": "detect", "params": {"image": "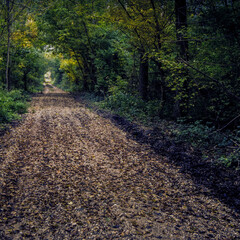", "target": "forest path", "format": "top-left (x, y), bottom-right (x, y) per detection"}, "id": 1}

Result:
top-left (0, 85), bottom-right (239, 239)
